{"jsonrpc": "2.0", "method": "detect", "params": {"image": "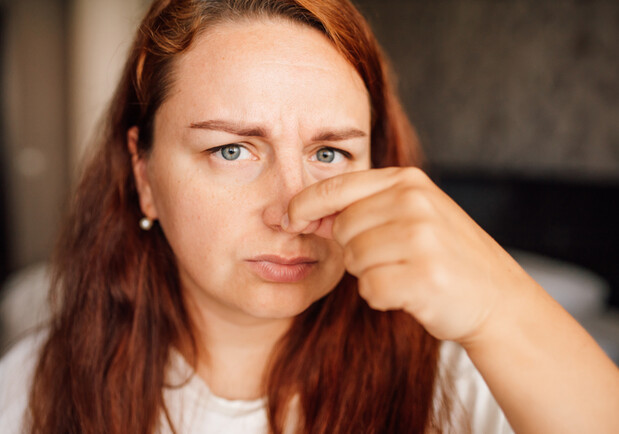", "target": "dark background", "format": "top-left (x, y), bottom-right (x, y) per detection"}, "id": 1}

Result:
top-left (354, 0), bottom-right (619, 307)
